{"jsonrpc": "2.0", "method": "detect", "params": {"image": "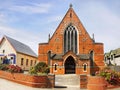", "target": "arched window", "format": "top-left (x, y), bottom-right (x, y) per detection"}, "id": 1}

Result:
top-left (83, 63), bottom-right (87, 72)
top-left (90, 51), bottom-right (94, 67)
top-left (55, 64), bottom-right (57, 70)
top-left (54, 63), bottom-right (58, 71)
top-left (64, 24), bottom-right (77, 54)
